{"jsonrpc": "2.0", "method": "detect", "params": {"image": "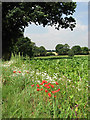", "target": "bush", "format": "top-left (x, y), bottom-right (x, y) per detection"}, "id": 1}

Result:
top-left (68, 49), bottom-right (74, 57)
